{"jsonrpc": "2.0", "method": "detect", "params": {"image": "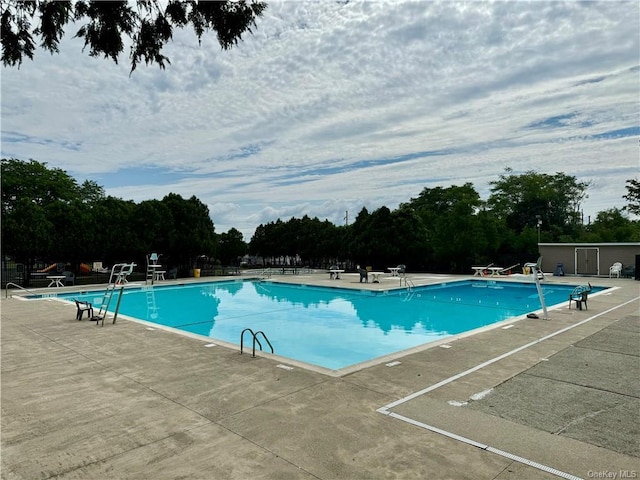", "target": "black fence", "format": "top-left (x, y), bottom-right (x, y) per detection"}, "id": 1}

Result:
top-left (1, 264), bottom-right (114, 289)
top-left (1, 263), bottom-right (242, 290)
